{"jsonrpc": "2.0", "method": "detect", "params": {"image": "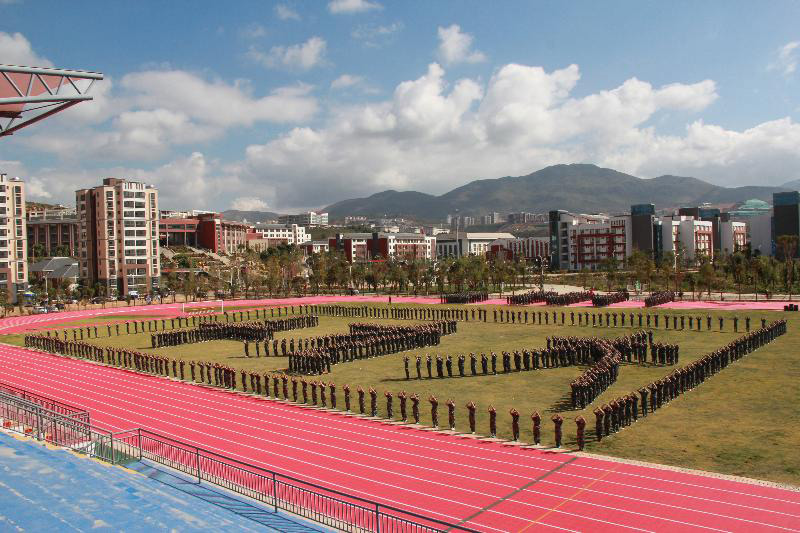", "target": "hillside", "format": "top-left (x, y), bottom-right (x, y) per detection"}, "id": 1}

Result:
top-left (221, 209), bottom-right (281, 223)
top-left (323, 164), bottom-right (789, 221)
